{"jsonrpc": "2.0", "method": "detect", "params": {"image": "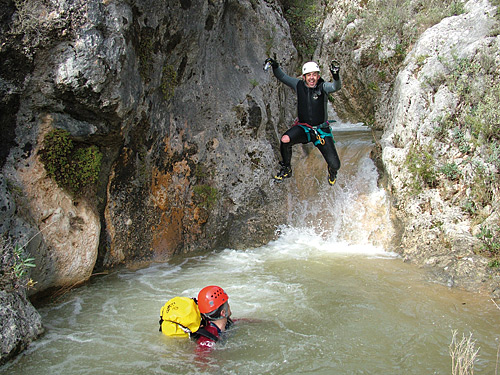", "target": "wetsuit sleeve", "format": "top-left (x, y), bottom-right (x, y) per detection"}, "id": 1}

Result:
top-left (272, 66), bottom-right (300, 90)
top-left (322, 78), bottom-right (341, 94)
